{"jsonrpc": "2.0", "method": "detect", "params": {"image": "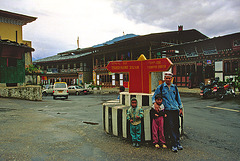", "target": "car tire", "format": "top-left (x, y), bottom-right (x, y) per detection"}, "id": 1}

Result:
top-left (65, 96), bottom-right (68, 99)
top-left (42, 92), bottom-right (47, 96)
top-left (53, 96), bottom-right (56, 99)
top-left (75, 92), bottom-right (79, 95)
